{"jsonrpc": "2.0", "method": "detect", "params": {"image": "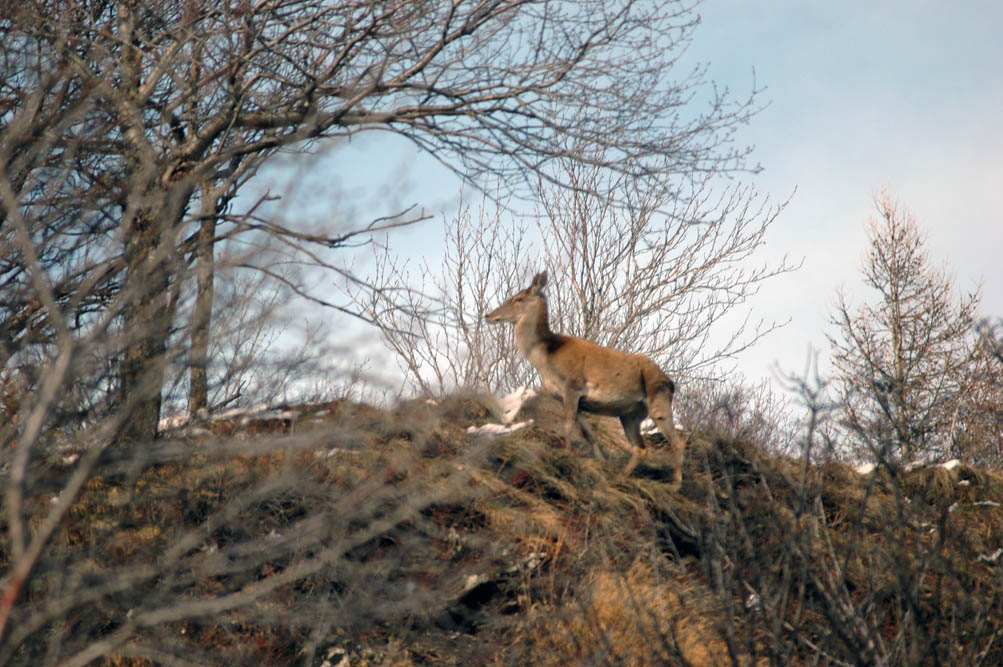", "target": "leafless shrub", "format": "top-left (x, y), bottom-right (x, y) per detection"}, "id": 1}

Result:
top-left (351, 192), bottom-right (539, 395)
top-left (676, 374), bottom-right (796, 452)
top-left (361, 172), bottom-right (798, 395)
top-left (691, 363), bottom-right (1003, 666)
